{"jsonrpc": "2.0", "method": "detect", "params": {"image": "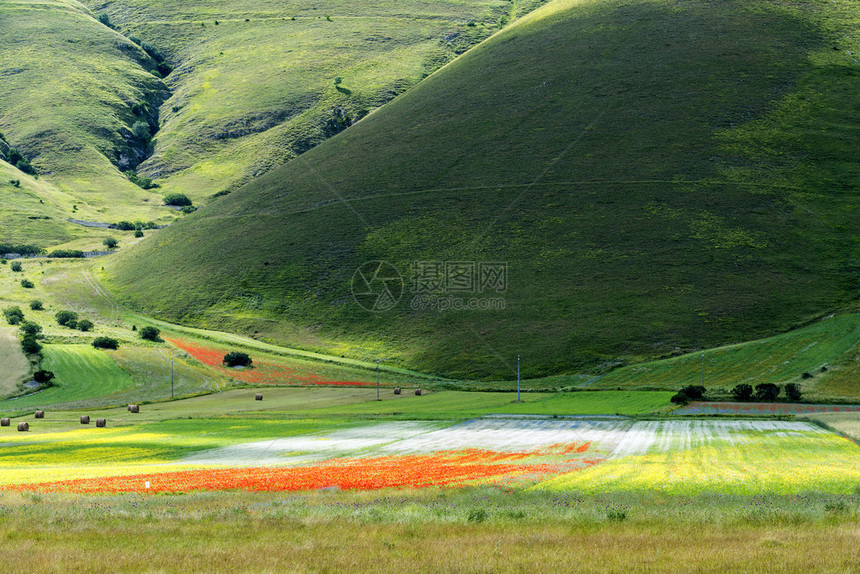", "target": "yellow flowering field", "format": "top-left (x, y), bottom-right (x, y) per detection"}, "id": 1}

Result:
top-left (535, 421), bottom-right (860, 494)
